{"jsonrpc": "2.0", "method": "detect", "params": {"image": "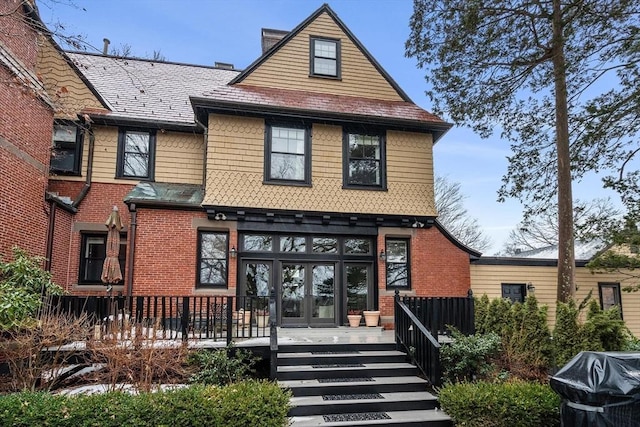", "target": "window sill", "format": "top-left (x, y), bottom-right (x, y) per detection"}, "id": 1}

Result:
top-left (342, 184), bottom-right (387, 191)
top-left (309, 73), bottom-right (342, 81)
top-left (263, 179), bottom-right (312, 187)
top-left (50, 170), bottom-right (82, 177)
top-left (73, 284), bottom-right (124, 292)
top-left (115, 175), bottom-right (154, 182)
